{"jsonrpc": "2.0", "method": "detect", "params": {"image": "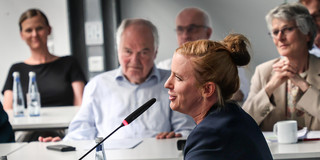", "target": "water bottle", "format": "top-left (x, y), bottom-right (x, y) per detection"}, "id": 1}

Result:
top-left (12, 72), bottom-right (25, 117)
top-left (95, 137), bottom-right (106, 160)
top-left (27, 71), bottom-right (41, 116)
